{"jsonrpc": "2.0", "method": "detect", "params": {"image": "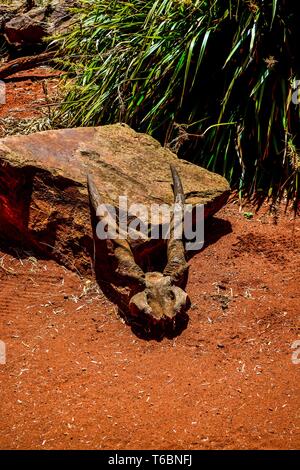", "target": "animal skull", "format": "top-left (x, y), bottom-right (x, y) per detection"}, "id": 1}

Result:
top-left (87, 164), bottom-right (190, 328)
top-left (129, 272), bottom-right (189, 324)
